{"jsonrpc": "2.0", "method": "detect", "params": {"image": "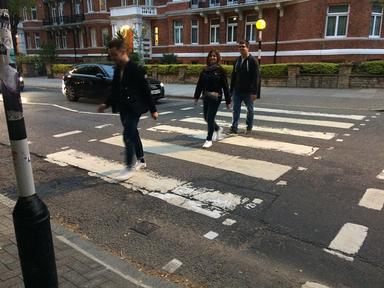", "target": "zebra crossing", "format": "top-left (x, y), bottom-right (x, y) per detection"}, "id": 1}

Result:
top-left (45, 104), bottom-right (369, 222)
